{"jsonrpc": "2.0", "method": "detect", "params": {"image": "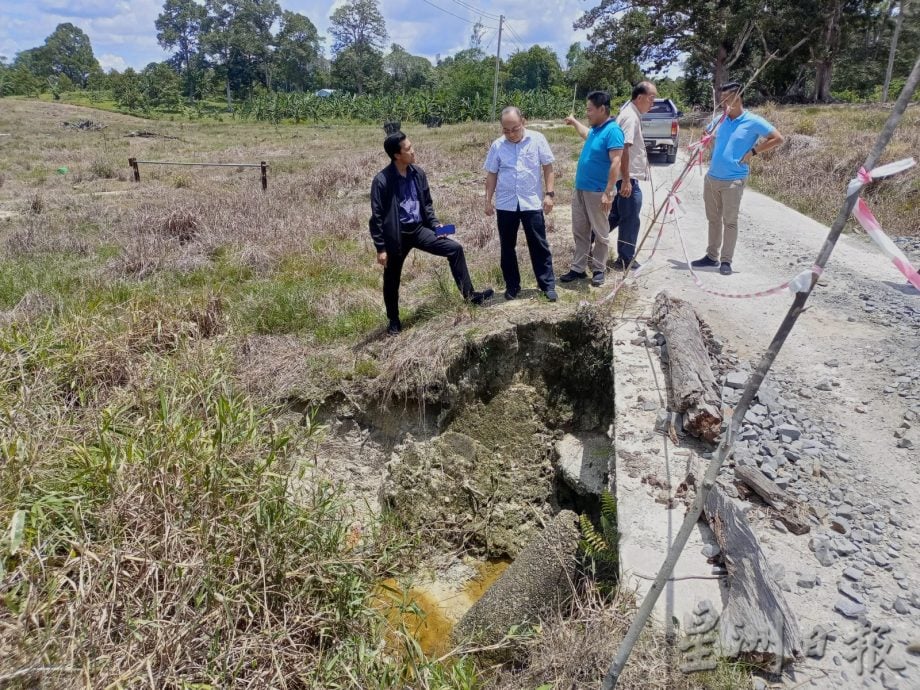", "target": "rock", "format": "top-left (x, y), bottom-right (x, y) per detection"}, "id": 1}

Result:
top-left (814, 543), bottom-right (836, 567)
top-left (896, 437), bottom-right (913, 449)
top-left (453, 510), bottom-right (580, 645)
top-left (640, 399), bottom-right (658, 411)
top-left (836, 504), bottom-right (855, 519)
top-left (776, 423), bottom-right (801, 440)
top-left (726, 371), bottom-right (748, 389)
top-left (834, 597), bottom-right (867, 618)
top-left (907, 639), bottom-right (920, 655)
top-left (838, 580), bottom-right (864, 604)
top-left (824, 359), bottom-right (839, 367)
top-left (797, 571), bottom-right (818, 589)
top-left (894, 597), bottom-right (911, 615)
top-left (816, 380), bottom-right (833, 391)
top-left (701, 543), bottom-right (721, 559)
top-left (842, 567), bottom-right (863, 582)
top-left (830, 517), bottom-right (851, 535)
top-left (773, 519), bottom-right (788, 533)
top-left (874, 552), bottom-right (891, 568)
top-left (654, 409), bottom-right (670, 433)
top-left (832, 537), bottom-right (859, 556)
